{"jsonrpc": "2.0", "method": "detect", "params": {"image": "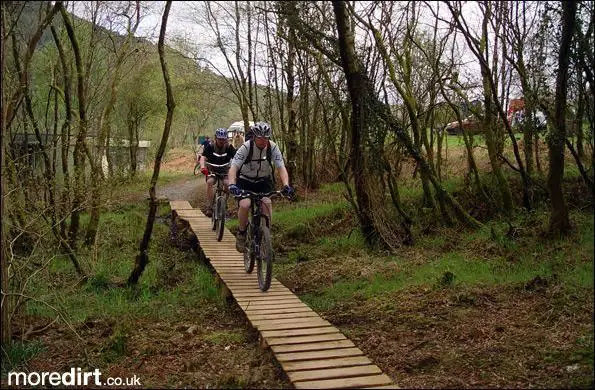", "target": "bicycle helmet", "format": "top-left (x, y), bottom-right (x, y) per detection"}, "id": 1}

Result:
top-left (215, 128), bottom-right (228, 139)
top-left (251, 121), bottom-right (272, 138)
